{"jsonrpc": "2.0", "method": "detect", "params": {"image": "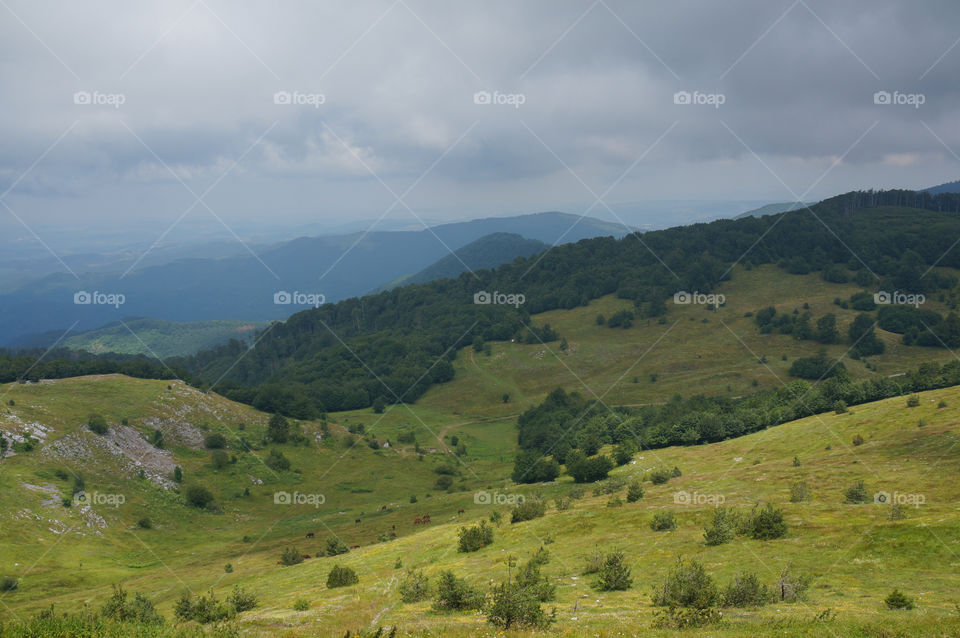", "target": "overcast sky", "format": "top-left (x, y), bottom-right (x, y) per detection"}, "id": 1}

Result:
top-left (2, 0), bottom-right (959, 246)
